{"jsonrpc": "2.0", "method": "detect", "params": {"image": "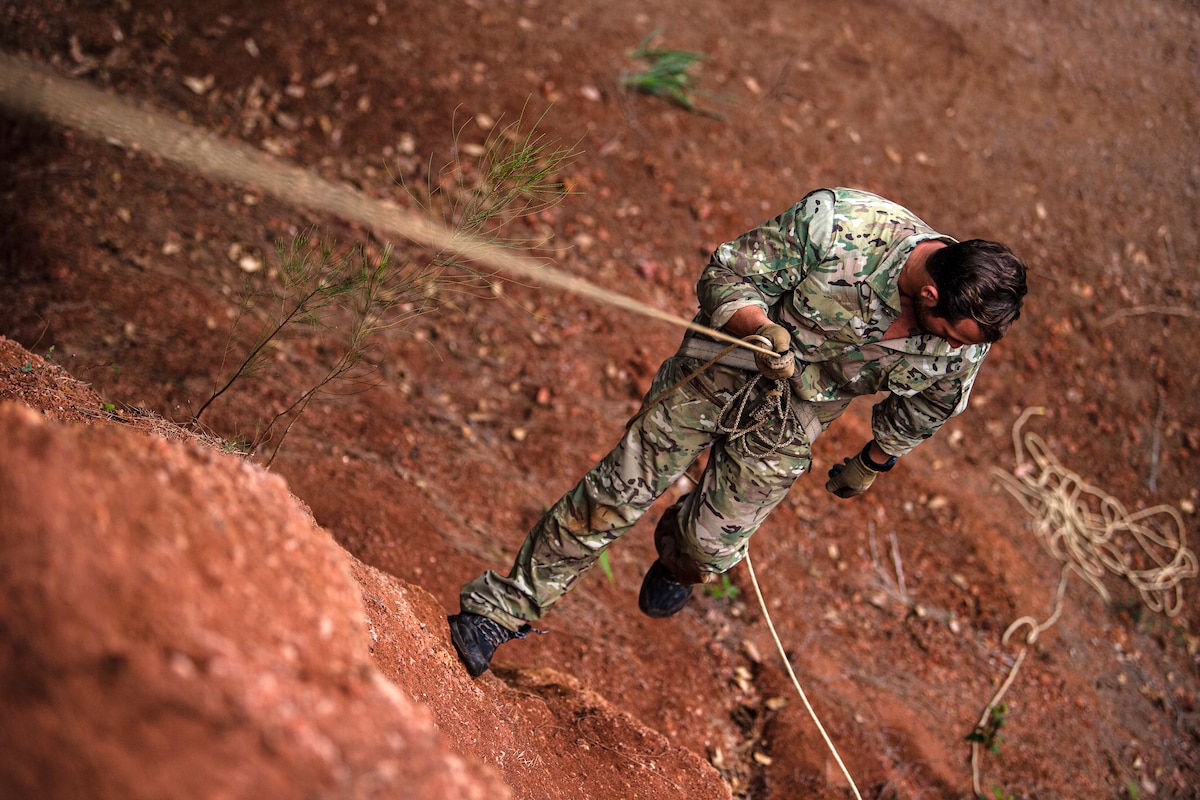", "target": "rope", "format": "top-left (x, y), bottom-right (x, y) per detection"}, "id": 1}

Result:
top-left (0, 53), bottom-right (777, 365)
top-left (625, 342), bottom-right (741, 432)
top-left (992, 407), bottom-right (1198, 617)
top-left (968, 566), bottom-right (1068, 797)
top-left (746, 551), bottom-right (864, 800)
top-left (715, 375), bottom-right (802, 458)
top-left (632, 349), bottom-right (847, 785)
top-left (627, 347), bottom-right (803, 461)
top-left (969, 407), bottom-right (1198, 795)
